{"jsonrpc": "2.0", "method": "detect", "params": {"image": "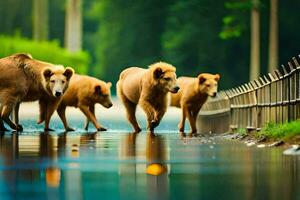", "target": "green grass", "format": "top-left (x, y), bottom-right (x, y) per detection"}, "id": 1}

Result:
top-left (257, 120), bottom-right (300, 140)
top-left (0, 34), bottom-right (90, 74)
top-left (236, 128), bottom-right (246, 135)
